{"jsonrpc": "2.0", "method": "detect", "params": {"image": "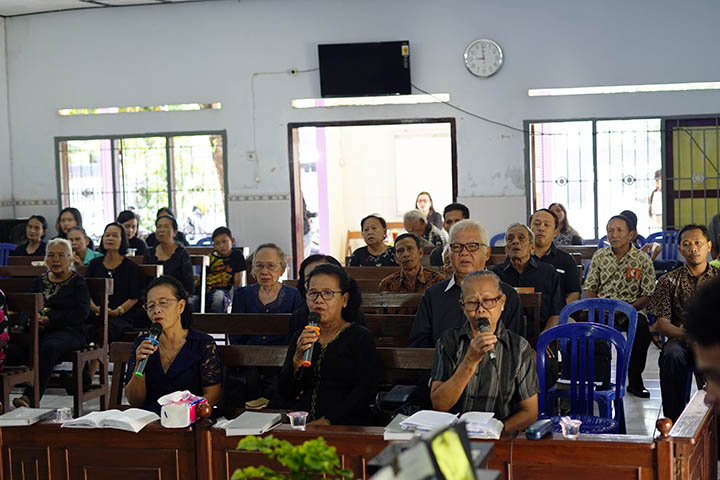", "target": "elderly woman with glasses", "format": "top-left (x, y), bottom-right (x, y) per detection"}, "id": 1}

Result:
top-left (276, 264), bottom-right (380, 426)
top-left (230, 243), bottom-right (303, 346)
top-left (124, 275), bottom-right (222, 414)
top-left (7, 238), bottom-right (91, 408)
